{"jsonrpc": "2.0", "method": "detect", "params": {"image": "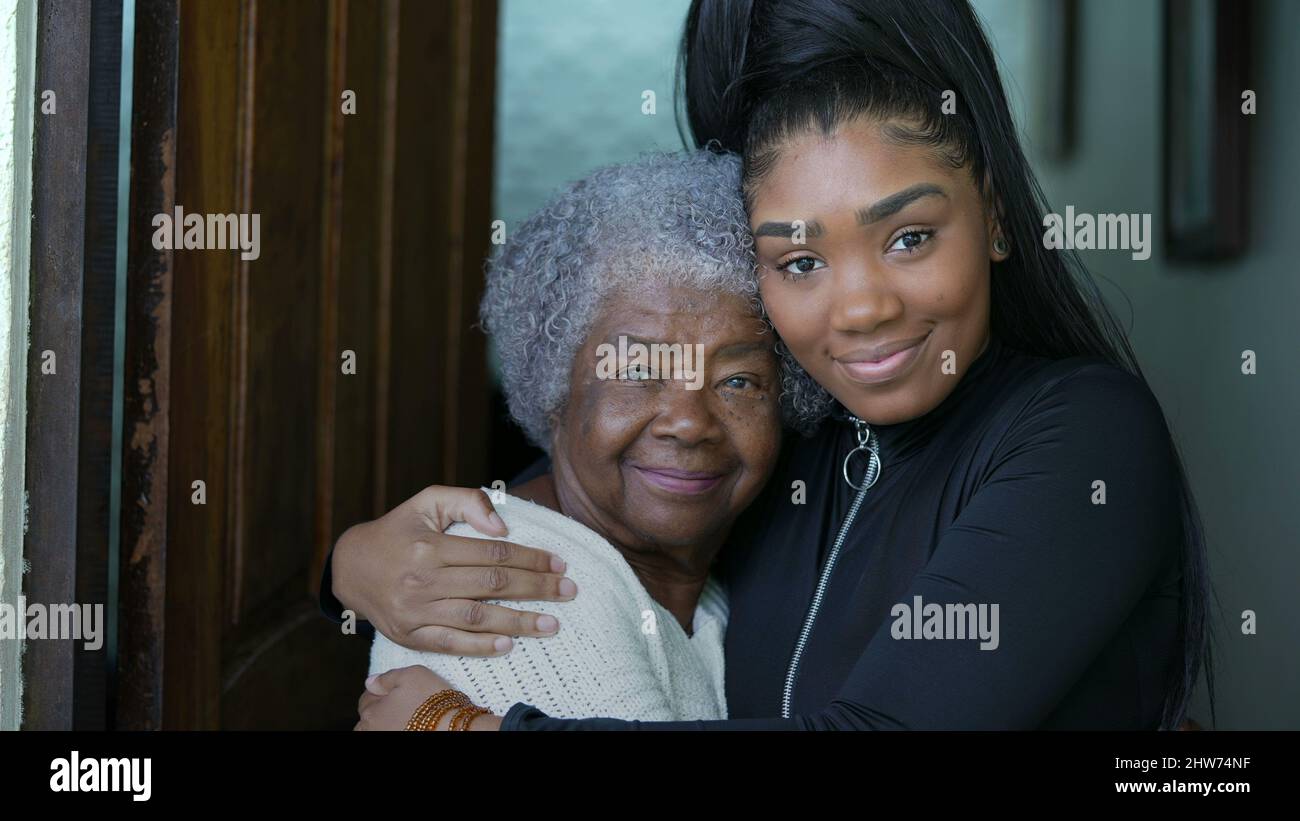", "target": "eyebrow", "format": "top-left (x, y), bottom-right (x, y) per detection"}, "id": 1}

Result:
top-left (601, 334), bottom-right (700, 350)
top-left (600, 336), bottom-right (771, 360)
top-left (856, 183), bottom-right (948, 225)
top-left (713, 340), bottom-right (772, 359)
top-left (752, 183), bottom-right (949, 240)
top-left (753, 219), bottom-right (825, 240)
